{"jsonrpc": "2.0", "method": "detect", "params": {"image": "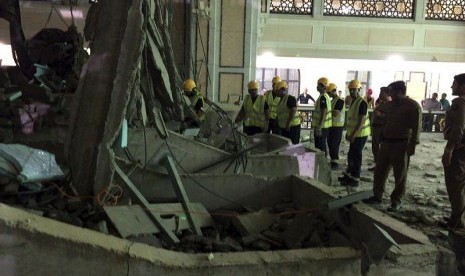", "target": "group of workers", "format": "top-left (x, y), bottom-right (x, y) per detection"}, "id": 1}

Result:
top-left (182, 74), bottom-right (465, 233)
